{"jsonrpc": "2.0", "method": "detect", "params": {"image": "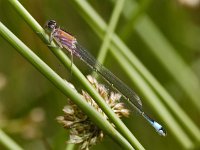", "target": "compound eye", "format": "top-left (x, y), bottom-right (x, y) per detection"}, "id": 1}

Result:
top-left (45, 20), bottom-right (57, 30)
